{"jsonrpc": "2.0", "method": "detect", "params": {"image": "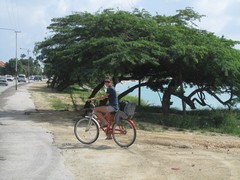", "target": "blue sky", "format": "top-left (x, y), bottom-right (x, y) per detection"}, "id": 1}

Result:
top-left (0, 0), bottom-right (240, 62)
